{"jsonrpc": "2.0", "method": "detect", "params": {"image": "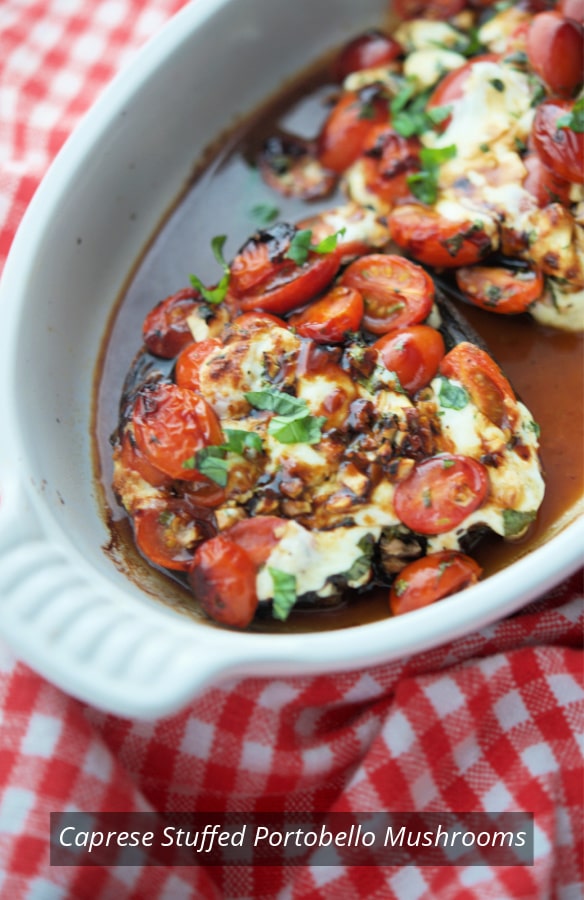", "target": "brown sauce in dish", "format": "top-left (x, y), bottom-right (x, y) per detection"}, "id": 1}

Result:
top-left (93, 54), bottom-right (584, 634)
